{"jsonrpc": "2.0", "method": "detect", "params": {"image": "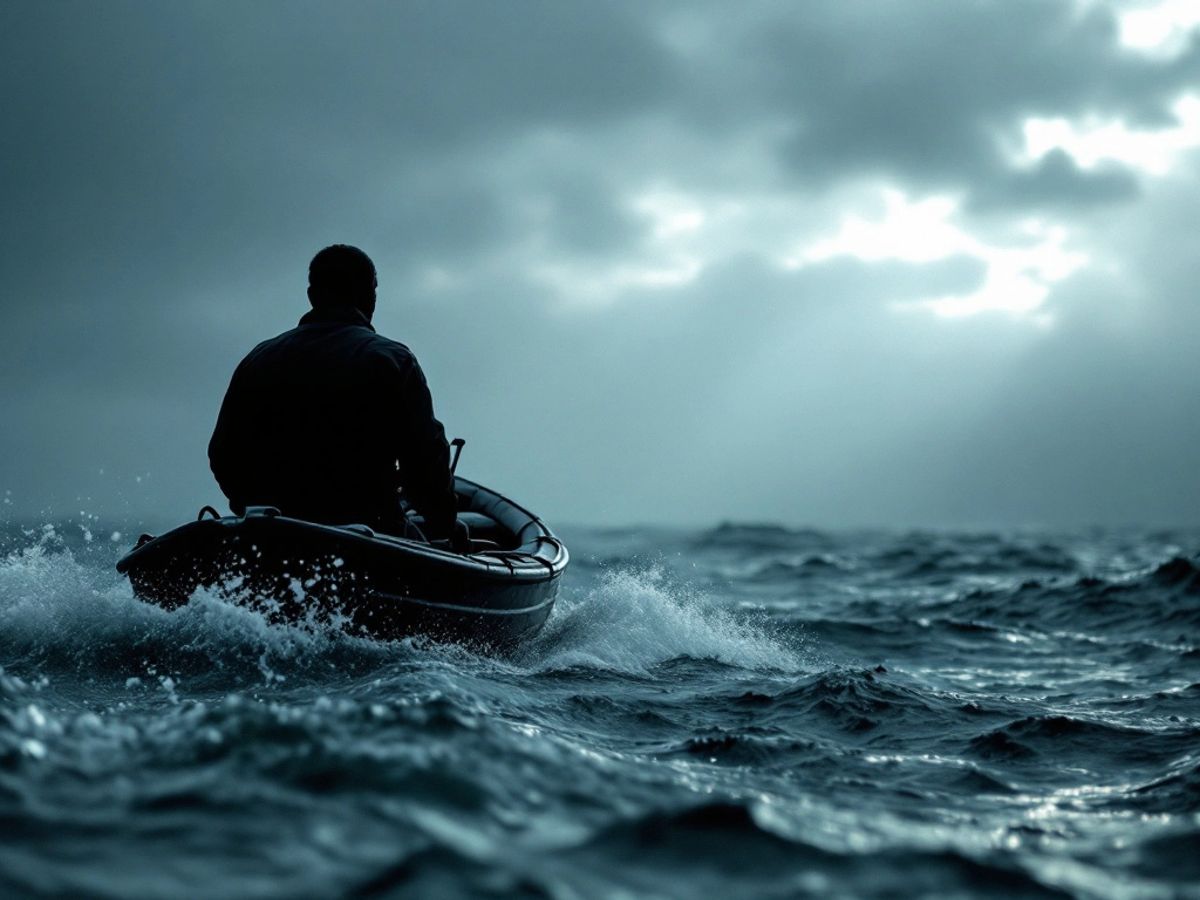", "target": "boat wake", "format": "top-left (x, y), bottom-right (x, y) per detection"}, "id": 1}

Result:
top-left (520, 567), bottom-right (806, 675)
top-left (0, 536), bottom-right (399, 688)
top-left (0, 532), bottom-right (801, 691)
